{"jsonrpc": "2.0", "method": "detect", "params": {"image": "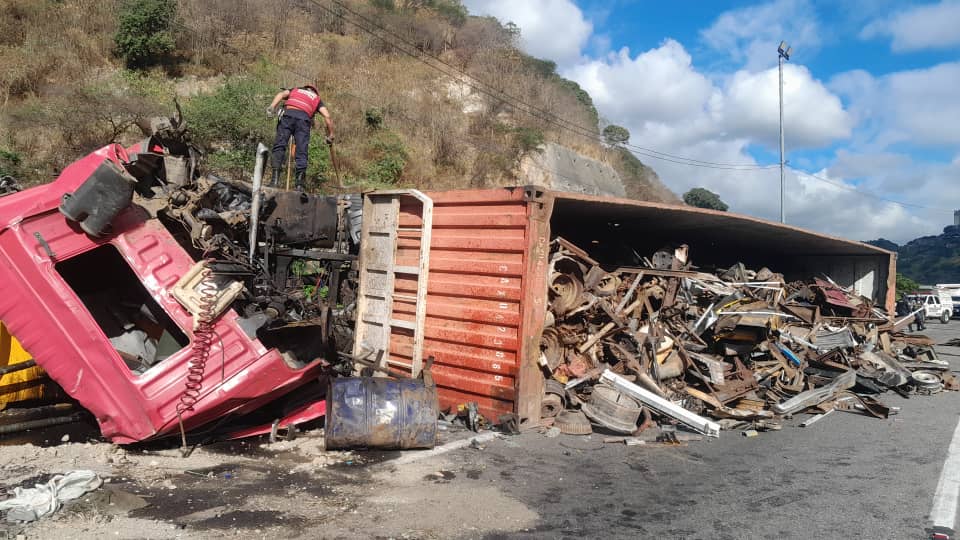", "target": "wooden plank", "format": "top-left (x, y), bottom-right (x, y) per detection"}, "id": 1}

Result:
top-left (352, 193), bottom-right (400, 377)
